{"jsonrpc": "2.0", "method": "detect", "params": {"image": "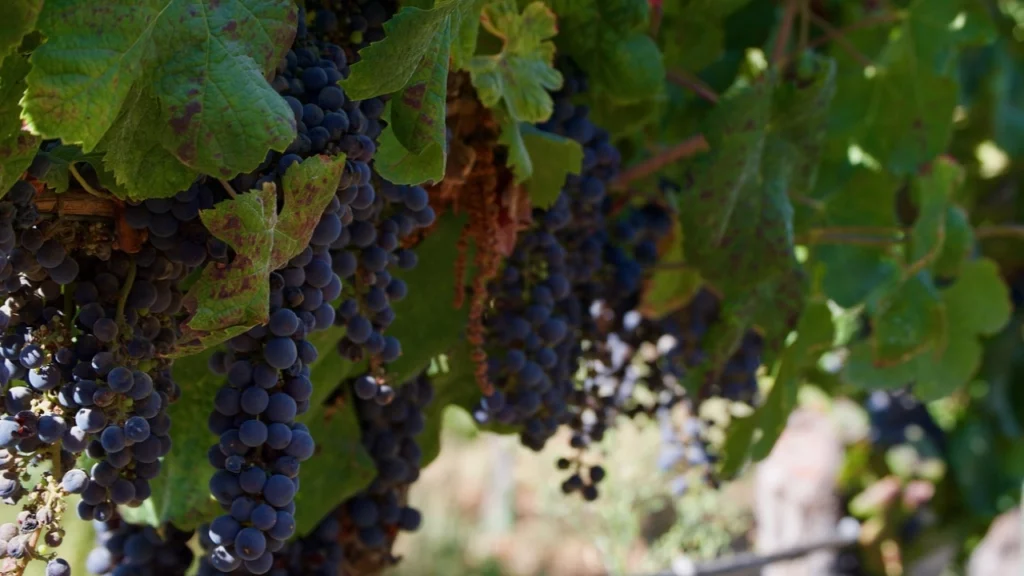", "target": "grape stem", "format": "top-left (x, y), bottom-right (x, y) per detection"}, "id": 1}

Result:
top-left (666, 70), bottom-right (719, 104)
top-left (808, 11), bottom-right (873, 67)
top-left (13, 446), bottom-right (64, 575)
top-left (771, 0), bottom-right (800, 67)
top-left (68, 164), bottom-right (109, 200)
top-left (117, 257), bottom-right (137, 326)
top-left (610, 134), bottom-right (710, 191)
top-left (778, 11), bottom-right (902, 70)
top-left (219, 179), bottom-right (238, 199)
